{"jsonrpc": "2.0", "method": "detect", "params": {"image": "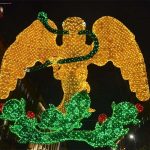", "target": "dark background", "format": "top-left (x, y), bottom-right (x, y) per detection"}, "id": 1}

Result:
top-left (0, 0), bottom-right (150, 150)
